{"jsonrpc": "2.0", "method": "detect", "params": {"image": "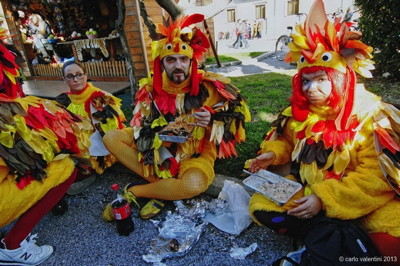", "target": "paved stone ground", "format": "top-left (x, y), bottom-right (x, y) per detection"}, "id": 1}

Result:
top-left (27, 164), bottom-right (293, 266)
top-left (206, 53), bottom-right (297, 78)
